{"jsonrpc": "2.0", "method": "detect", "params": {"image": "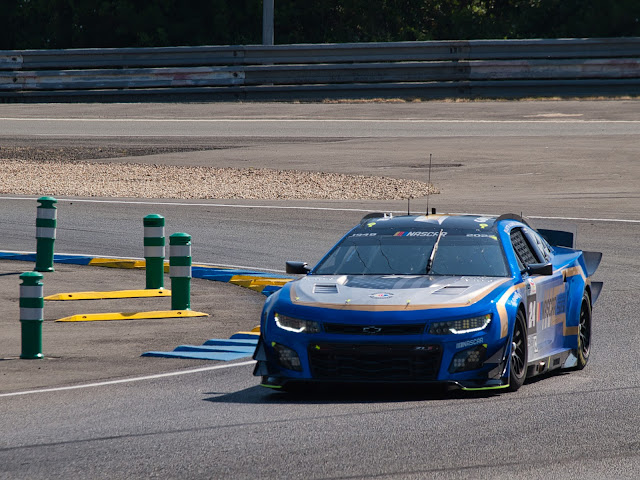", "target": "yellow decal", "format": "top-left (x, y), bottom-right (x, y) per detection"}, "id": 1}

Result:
top-left (496, 283), bottom-right (526, 338)
top-left (367, 222), bottom-right (376, 227)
